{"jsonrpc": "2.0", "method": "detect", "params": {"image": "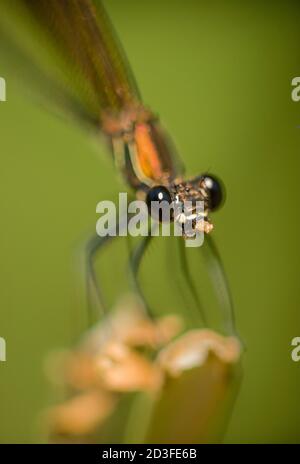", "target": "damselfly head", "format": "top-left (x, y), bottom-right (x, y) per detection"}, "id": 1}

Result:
top-left (145, 174), bottom-right (223, 234)
top-left (170, 174), bottom-right (224, 235)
